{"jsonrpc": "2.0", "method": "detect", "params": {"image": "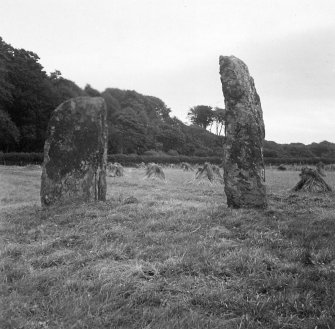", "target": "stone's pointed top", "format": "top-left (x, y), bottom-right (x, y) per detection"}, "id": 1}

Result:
top-left (219, 55), bottom-right (233, 60)
top-left (219, 55), bottom-right (254, 100)
top-left (219, 55), bottom-right (242, 60)
top-left (219, 55), bottom-right (240, 65)
top-left (219, 55), bottom-right (228, 67)
top-left (219, 55), bottom-right (249, 73)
